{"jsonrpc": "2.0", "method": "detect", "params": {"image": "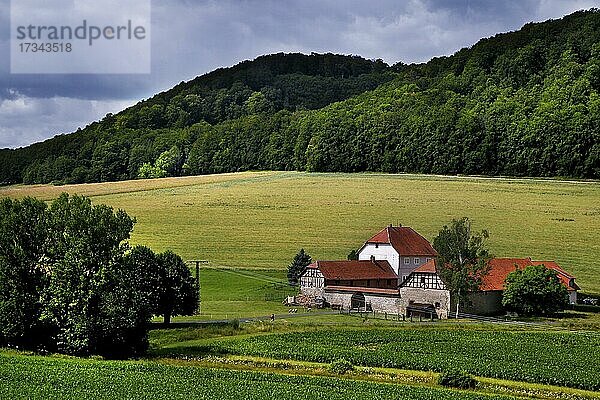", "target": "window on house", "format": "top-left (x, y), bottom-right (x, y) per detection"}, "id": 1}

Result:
top-left (420, 276), bottom-right (425, 284)
top-left (435, 302), bottom-right (440, 309)
top-left (426, 258), bottom-right (432, 262)
top-left (404, 257), bottom-right (410, 264)
top-left (414, 257), bottom-right (420, 265)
